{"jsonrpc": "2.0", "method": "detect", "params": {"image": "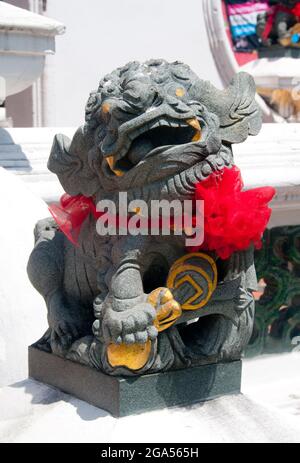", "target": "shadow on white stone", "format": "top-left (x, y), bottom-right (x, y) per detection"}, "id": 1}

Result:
top-left (0, 377), bottom-right (300, 443)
